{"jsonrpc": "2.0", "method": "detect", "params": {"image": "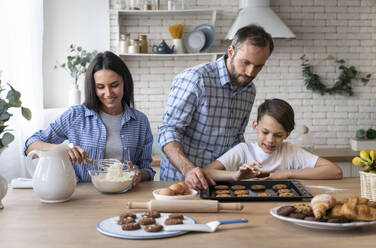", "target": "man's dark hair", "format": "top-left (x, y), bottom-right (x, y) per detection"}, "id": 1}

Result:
top-left (230, 24), bottom-right (274, 56)
top-left (257, 98), bottom-right (295, 133)
top-left (84, 51), bottom-right (134, 111)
